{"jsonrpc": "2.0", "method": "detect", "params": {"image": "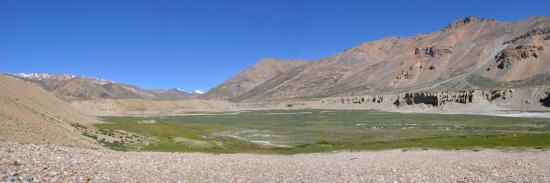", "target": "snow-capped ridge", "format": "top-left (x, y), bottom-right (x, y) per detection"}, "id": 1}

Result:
top-left (15, 73), bottom-right (76, 80)
top-left (14, 72), bottom-right (114, 84)
top-left (11, 72), bottom-right (202, 99)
